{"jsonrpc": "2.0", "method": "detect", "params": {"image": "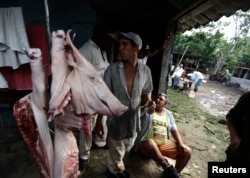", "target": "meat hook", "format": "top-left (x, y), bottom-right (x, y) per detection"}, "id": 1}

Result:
top-left (72, 32), bottom-right (76, 42)
top-left (23, 48), bottom-right (29, 57)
